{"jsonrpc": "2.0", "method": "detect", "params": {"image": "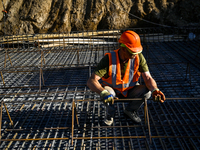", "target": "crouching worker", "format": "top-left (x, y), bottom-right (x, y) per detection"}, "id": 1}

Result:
top-left (87, 30), bottom-right (166, 125)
